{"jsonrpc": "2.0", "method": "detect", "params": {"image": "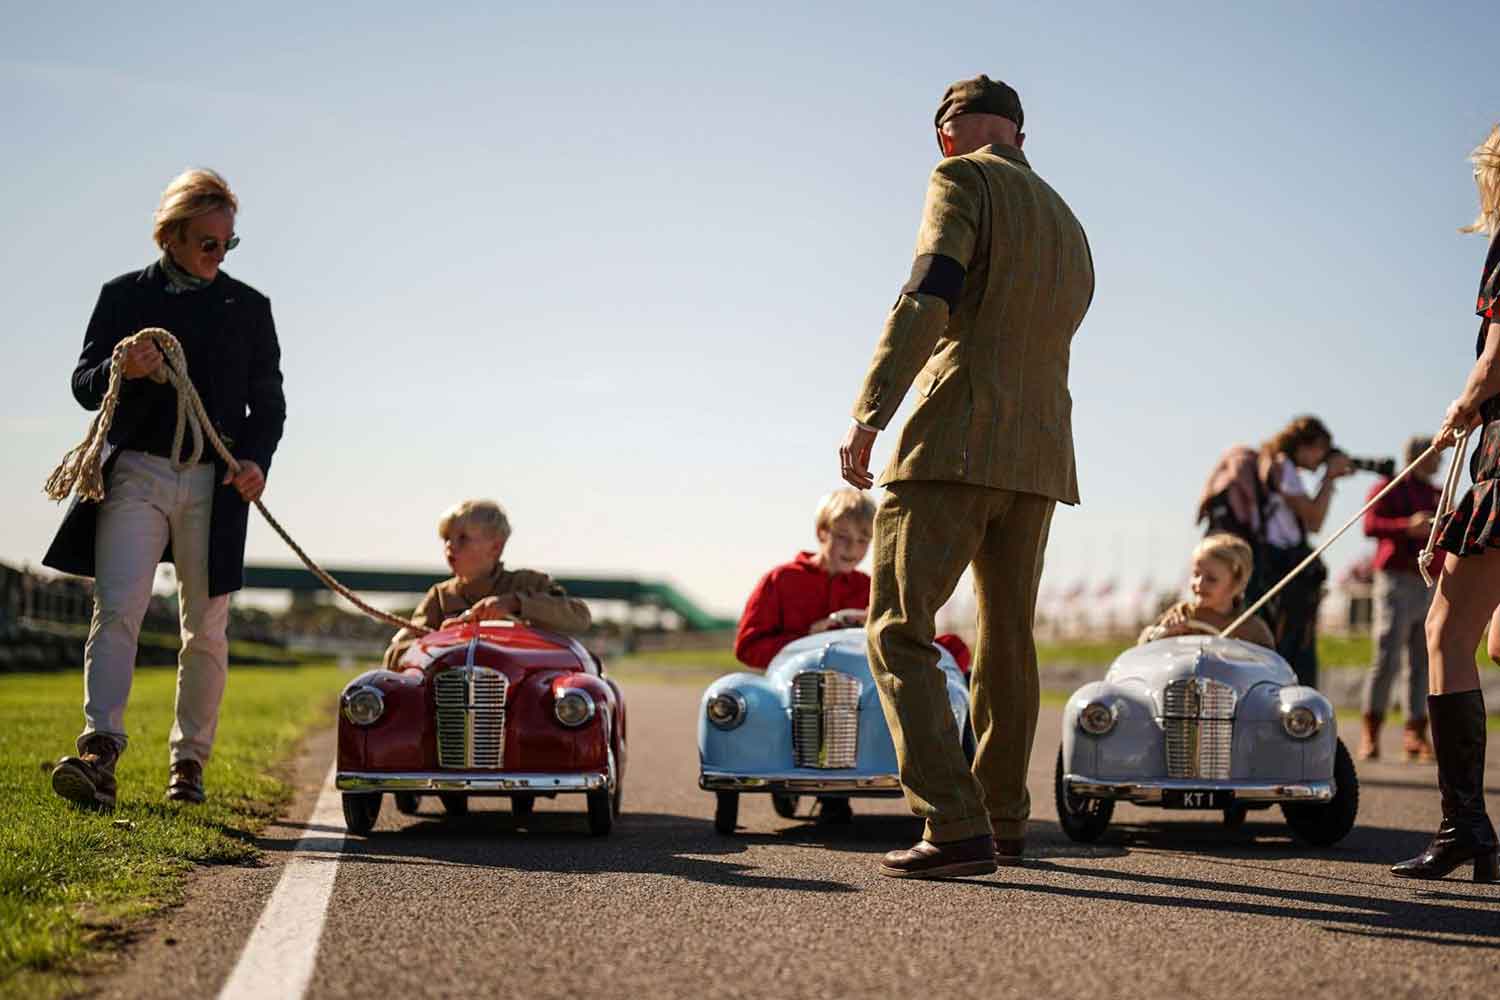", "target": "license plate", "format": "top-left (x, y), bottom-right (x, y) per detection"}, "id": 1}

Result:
top-left (1162, 789), bottom-right (1232, 810)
